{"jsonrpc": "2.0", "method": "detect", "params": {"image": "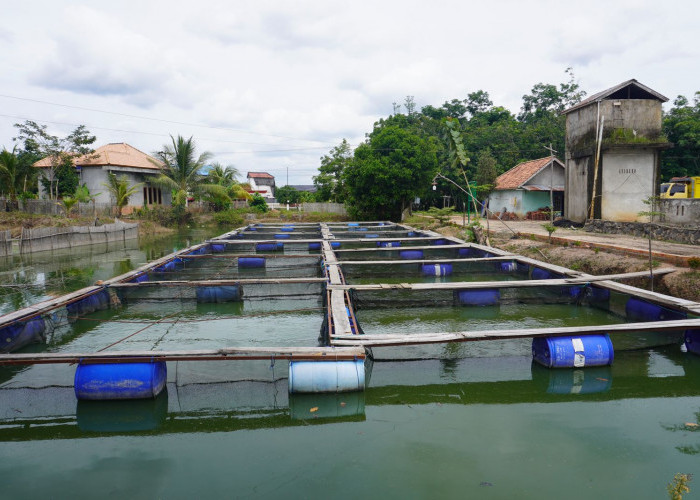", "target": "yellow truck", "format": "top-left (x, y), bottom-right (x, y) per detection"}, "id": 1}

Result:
top-left (660, 176), bottom-right (700, 199)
